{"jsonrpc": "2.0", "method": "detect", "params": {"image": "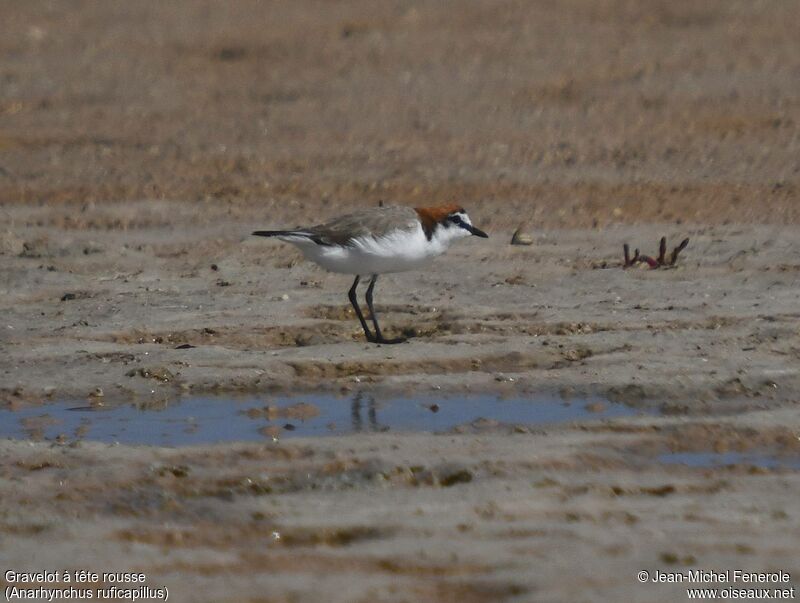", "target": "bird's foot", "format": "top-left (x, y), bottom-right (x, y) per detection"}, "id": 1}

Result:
top-left (367, 334), bottom-right (408, 345)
